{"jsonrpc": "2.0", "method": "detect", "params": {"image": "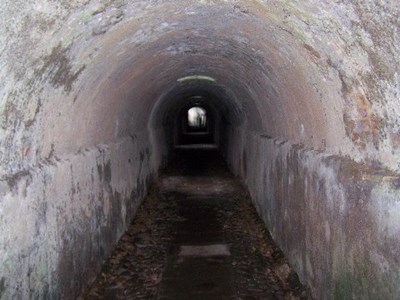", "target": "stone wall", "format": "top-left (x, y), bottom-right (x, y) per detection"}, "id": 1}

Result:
top-left (224, 128), bottom-right (400, 299)
top-left (0, 0), bottom-right (399, 298)
top-left (0, 132), bottom-right (153, 299)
